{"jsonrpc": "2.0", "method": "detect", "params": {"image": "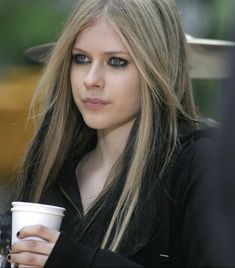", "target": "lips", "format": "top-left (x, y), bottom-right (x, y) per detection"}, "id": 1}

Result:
top-left (82, 97), bottom-right (110, 110)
